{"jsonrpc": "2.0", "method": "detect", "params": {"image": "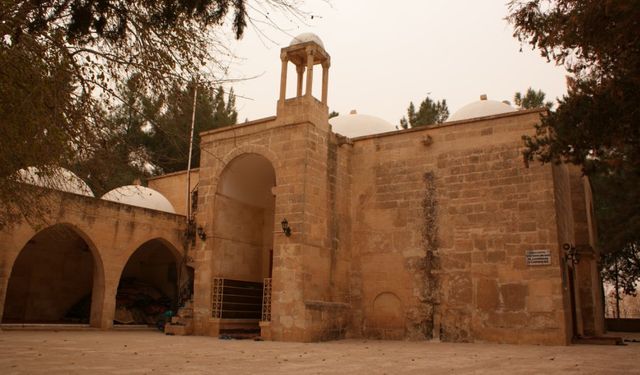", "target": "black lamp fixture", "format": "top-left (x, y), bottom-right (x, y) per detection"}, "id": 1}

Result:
top-left (281, 218), bottom-right (291, 237)
top-left (197, 226), bottom-right (207, 241)
top-left (562, 243), bottom-right (579, 265)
